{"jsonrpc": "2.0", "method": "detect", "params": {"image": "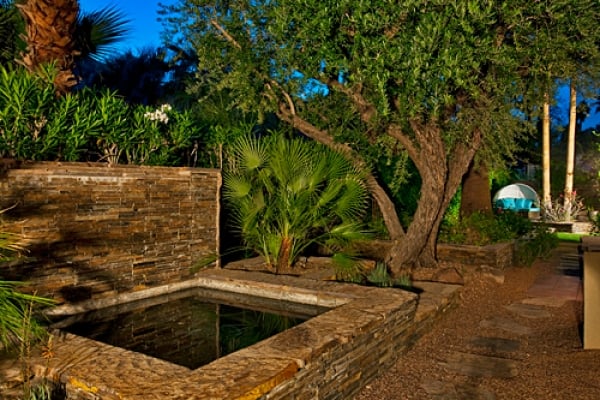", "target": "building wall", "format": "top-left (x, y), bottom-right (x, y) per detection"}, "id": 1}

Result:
top-left (0, 161), bottom-right (220, 304)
